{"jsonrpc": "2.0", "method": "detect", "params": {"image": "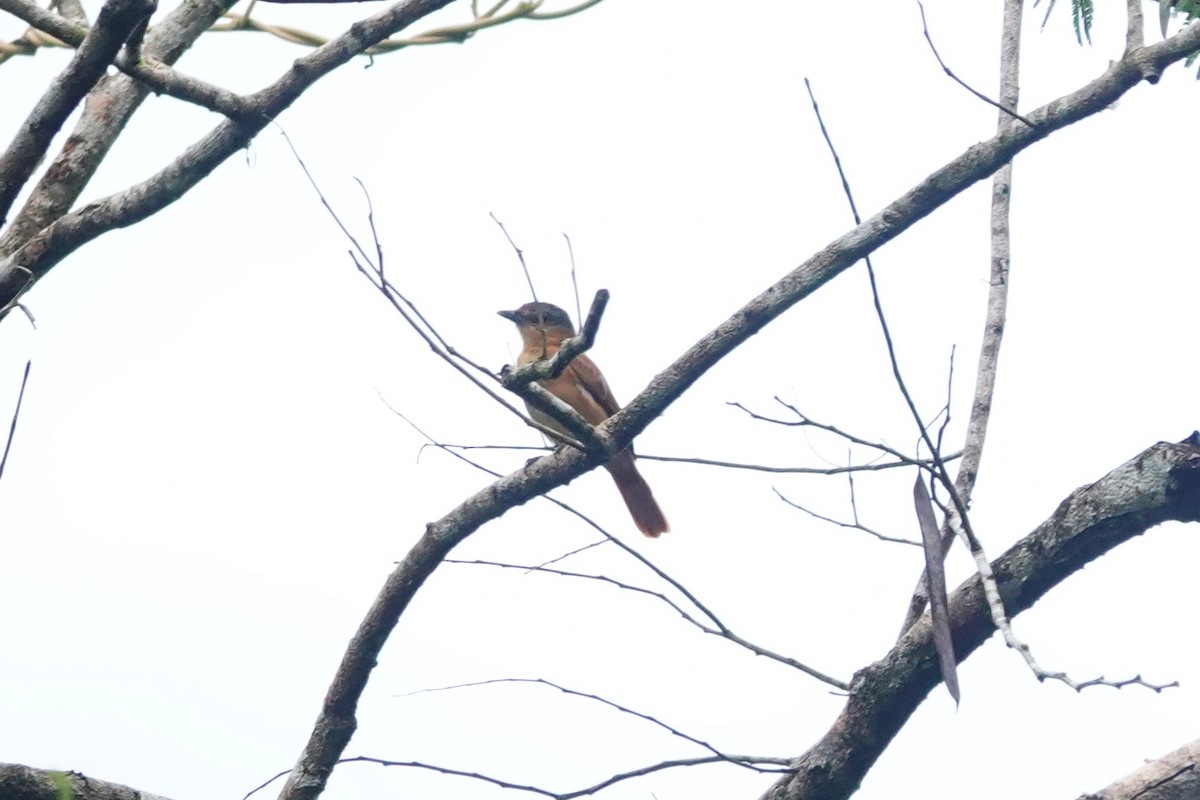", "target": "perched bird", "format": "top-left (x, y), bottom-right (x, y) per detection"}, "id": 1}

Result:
top-left (499, 301), bottom-right (669, 537)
